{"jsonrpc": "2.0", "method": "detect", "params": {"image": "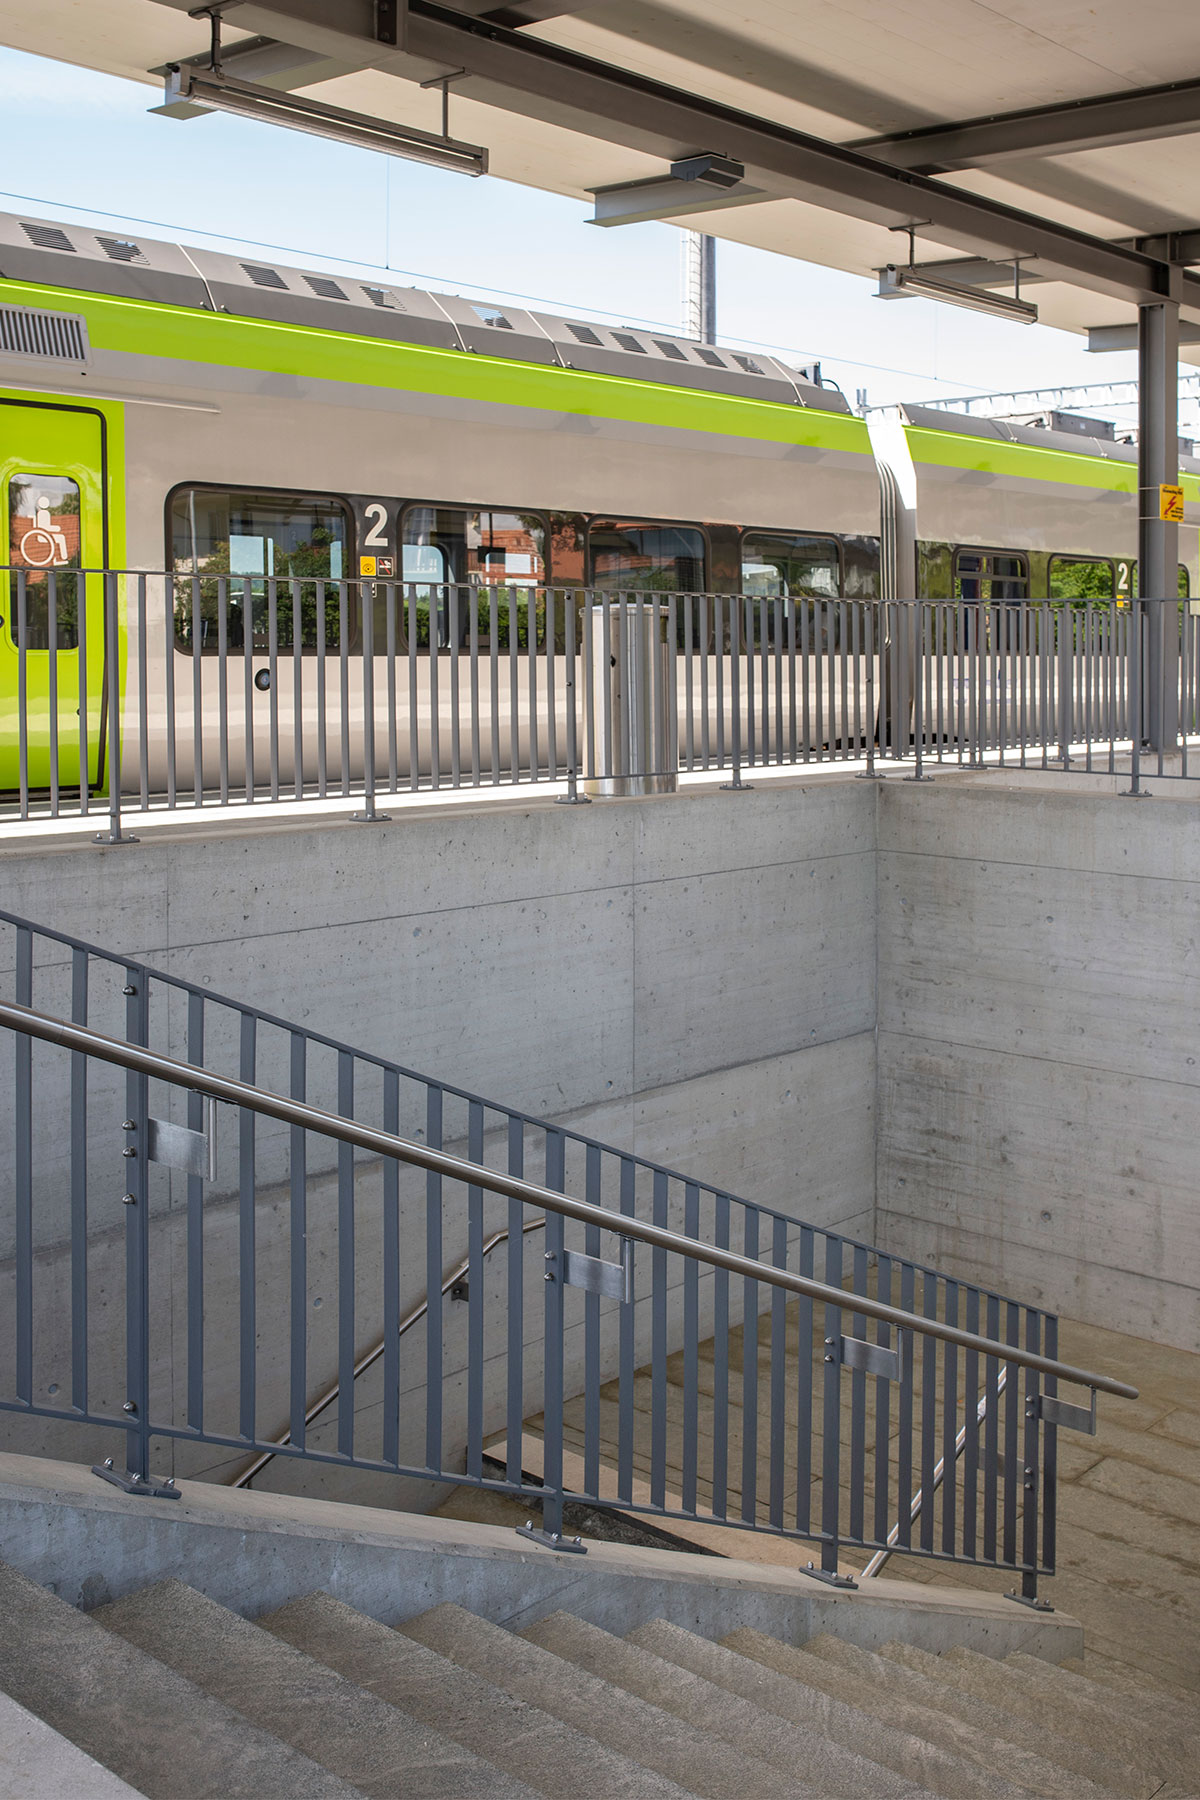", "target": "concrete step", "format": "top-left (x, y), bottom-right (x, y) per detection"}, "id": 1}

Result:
top-left (631, 1616), bottom-right (1028, 1800)
top-left (1046, 1652), bottom-right (1200, 1741)
top-left (263, 1589), bottom-right (700, 1800)
top-left (0, 1689), bottom-right (149, 1799)
top-left (0, 1562), bottom-right (361, 1800)
top-left (721, 1625), bottom-right (1044, 1800)
top-left (935, 1643), bottom-right (1200, 1788)
top-left (1063, 1652), bottom-right (1200, 1713)
top-left (402, 1600), bottom-right (790, 1800)
top-left (522, 1608), bottom-right (933, 1800)
top-left (94, 1580), bottom-right (539, 1800)
top-left (805, 1633), bottom-right (1151, 1800)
